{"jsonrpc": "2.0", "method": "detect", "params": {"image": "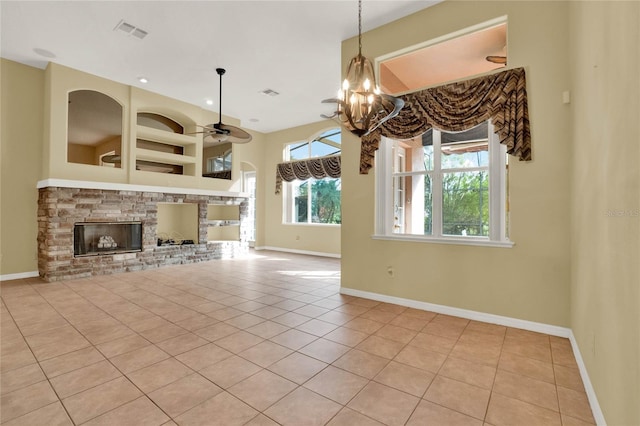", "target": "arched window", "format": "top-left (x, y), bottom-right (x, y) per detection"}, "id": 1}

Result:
top-left (282, 128), bottom-right (342, 225)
